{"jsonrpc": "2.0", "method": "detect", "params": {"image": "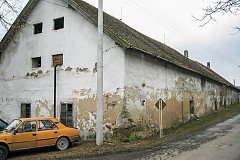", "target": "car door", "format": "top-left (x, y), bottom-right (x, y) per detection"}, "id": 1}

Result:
top-left (12, 120), bottom-right (37, 150)
top-left (36, 120), bottom-right (59, 147)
